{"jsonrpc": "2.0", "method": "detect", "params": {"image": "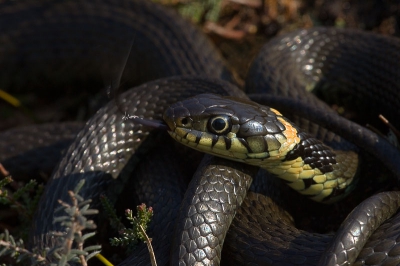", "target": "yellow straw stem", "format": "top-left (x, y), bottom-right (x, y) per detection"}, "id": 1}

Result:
top-left (95, 253), bottom-right (114, 266)
top-left (0, 89), bottom-right (21, 107)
